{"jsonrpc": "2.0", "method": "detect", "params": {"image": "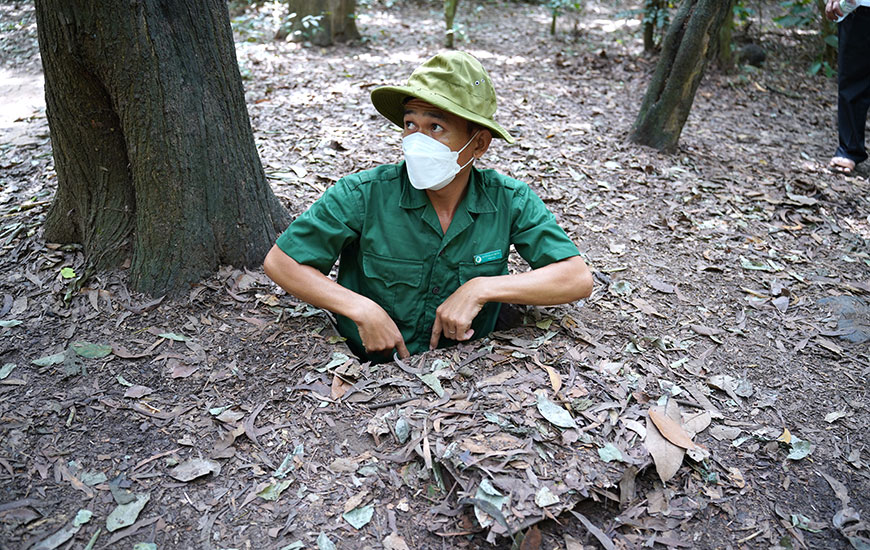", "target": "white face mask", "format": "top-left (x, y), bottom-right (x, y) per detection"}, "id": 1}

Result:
top-left (402, 131), bottom-right (479, 191)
